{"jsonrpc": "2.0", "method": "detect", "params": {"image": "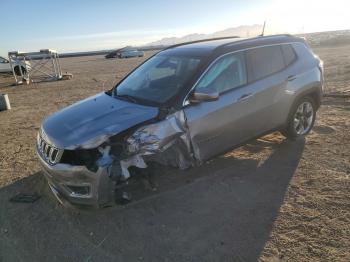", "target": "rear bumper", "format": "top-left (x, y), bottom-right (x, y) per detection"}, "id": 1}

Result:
top-left (36, 148), bottom-right (115, 207)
